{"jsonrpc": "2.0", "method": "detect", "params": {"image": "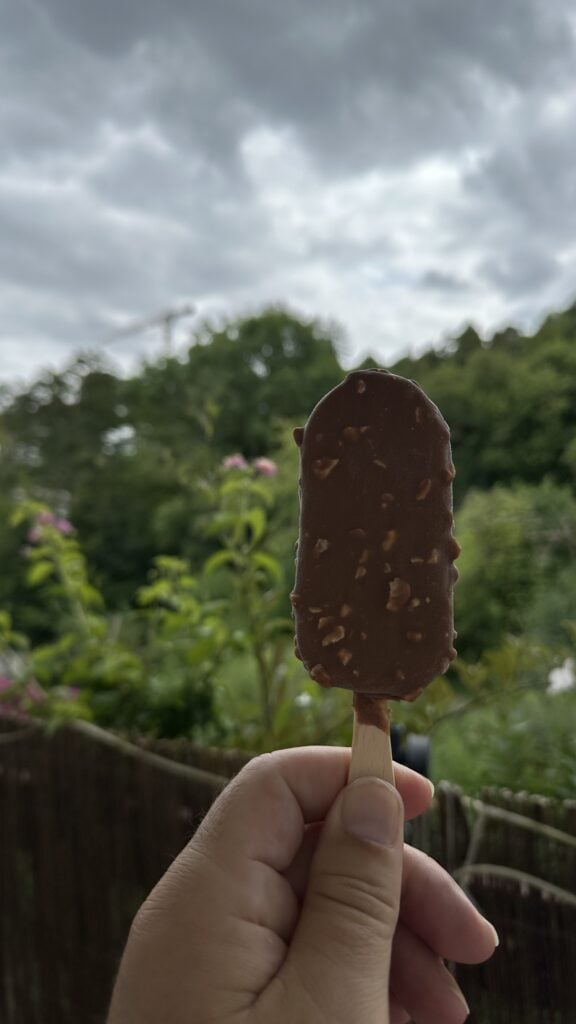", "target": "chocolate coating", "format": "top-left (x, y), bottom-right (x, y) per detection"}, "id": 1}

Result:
top-left (292, 369), bottom-right (458, 699)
